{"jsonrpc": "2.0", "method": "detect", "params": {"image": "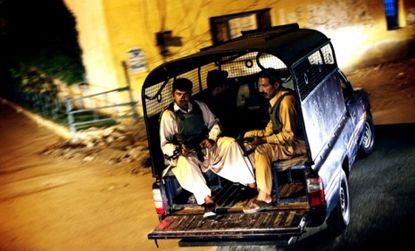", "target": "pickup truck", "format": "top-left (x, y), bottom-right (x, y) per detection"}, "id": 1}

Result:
top-left (142, 23), bottom-right (375, 246)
